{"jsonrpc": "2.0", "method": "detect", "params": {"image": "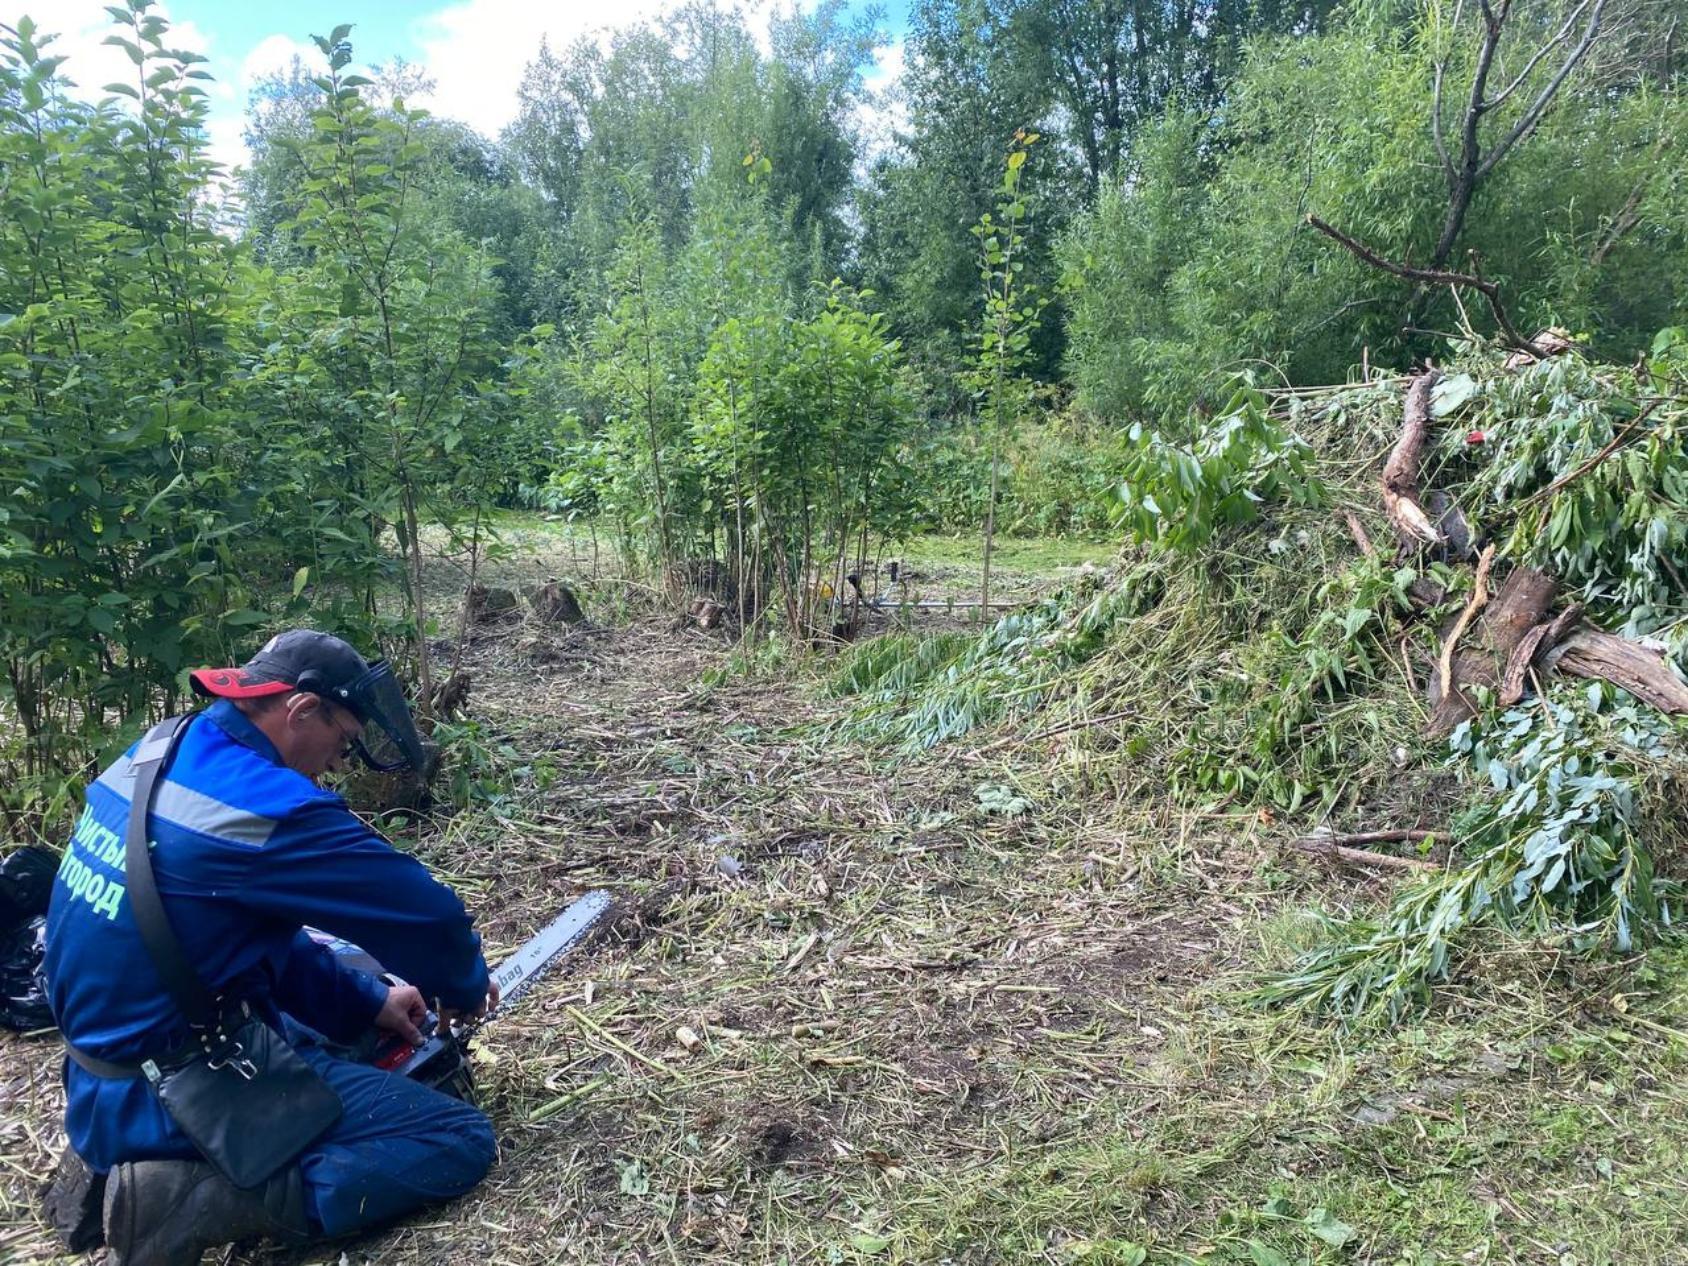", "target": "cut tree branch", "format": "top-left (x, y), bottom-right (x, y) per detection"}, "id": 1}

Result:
top-left (1426, 566), bottom-right (1558, 737)
top-left (1549, 631), bottom-right (1688, 714)
top-left (1307, 215), bottom-right (1546, 357)
top-left (1500, 603), bottom-right (1584, 705)
top-left (1285, 828), bottom-right (1442, 874)
top-left (1383, 371), bottom-right (1445, 546)
top-left (1377, 366), bottom-right (1444, 546)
